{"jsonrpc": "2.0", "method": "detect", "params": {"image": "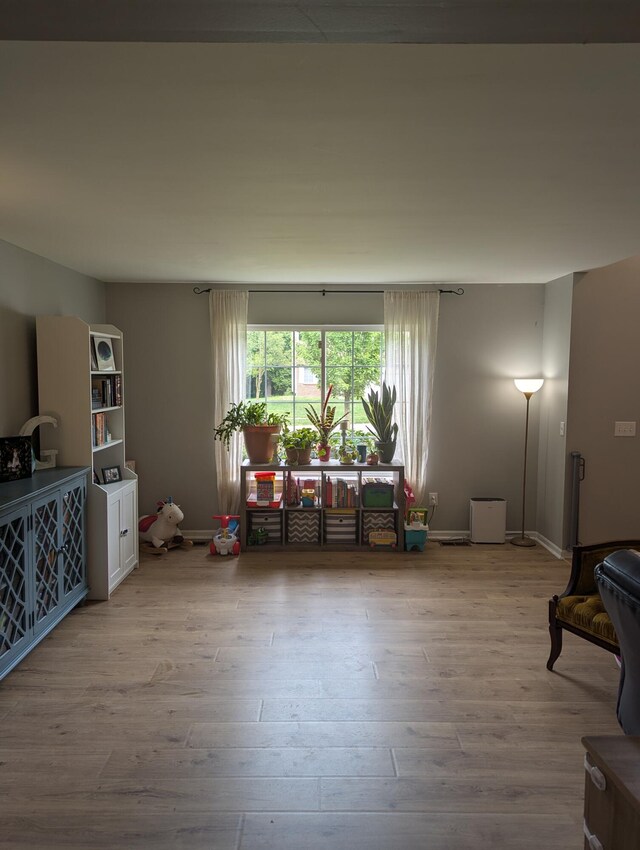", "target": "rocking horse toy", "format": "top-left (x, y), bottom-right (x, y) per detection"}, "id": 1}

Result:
top-left (139, 497), bottom-right (193, 555)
